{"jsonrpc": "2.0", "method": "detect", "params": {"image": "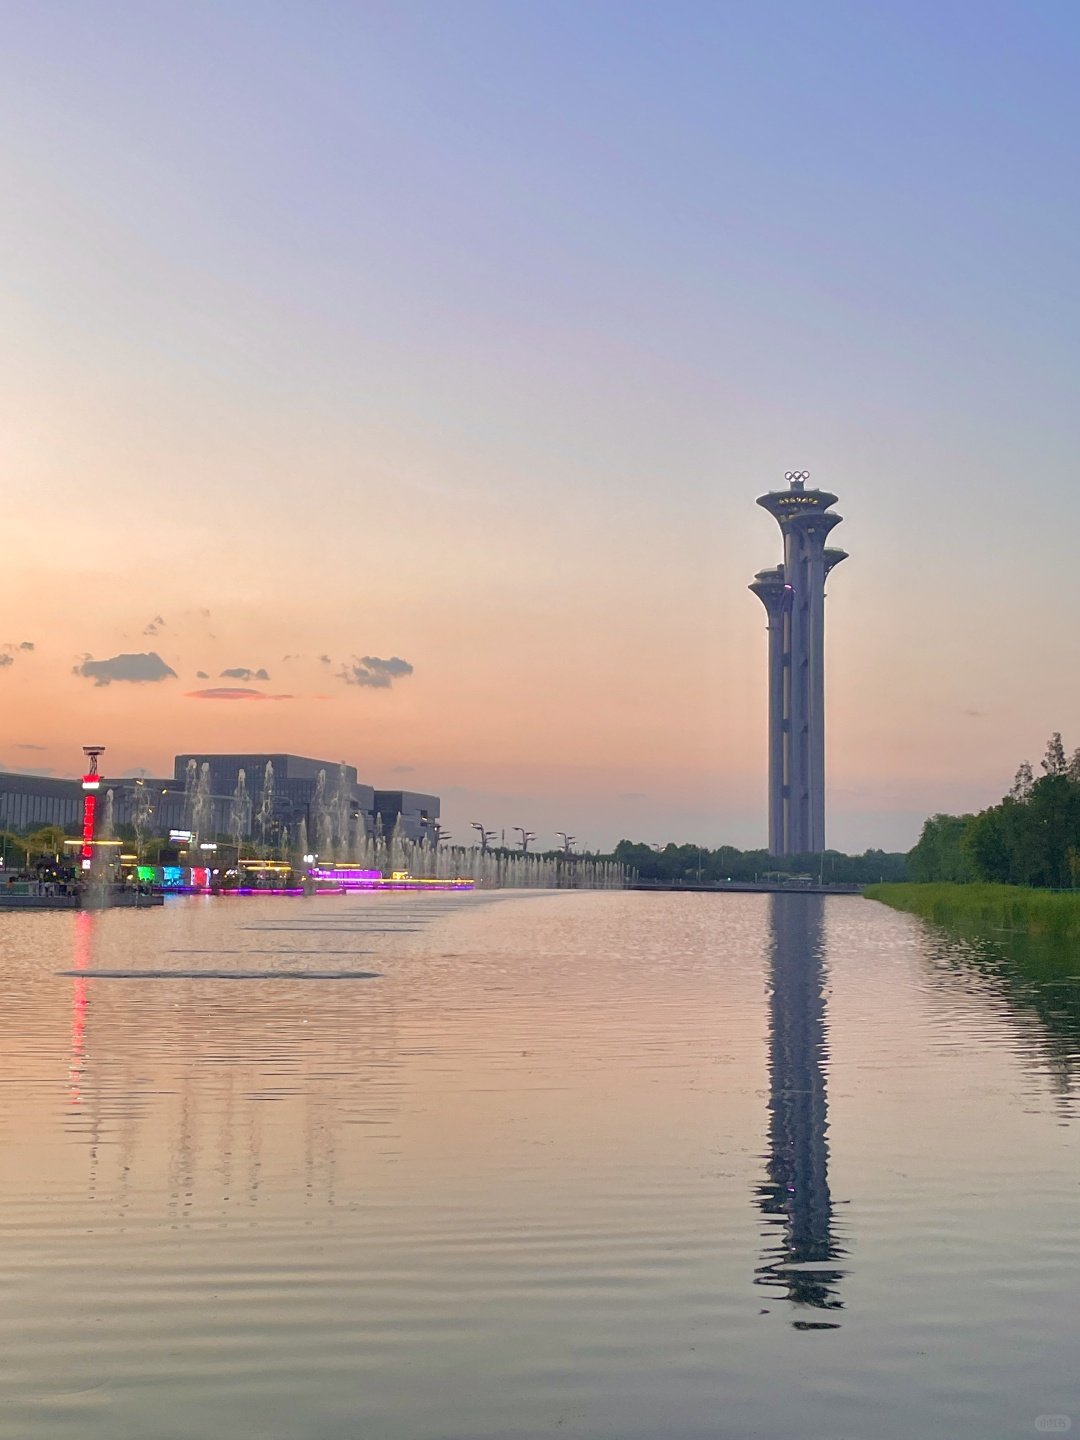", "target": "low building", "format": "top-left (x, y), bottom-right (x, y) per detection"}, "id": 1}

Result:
top-left (0, 758), bottom-right (440, 849)
top-left (100, 777), bottom-right (192, 836)
top-left (0, 772), bottom-right (83, 832)
top-left (172, 754), bottom-right (376, 844)
top-left (373, 790), bottom-right (440, 843)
